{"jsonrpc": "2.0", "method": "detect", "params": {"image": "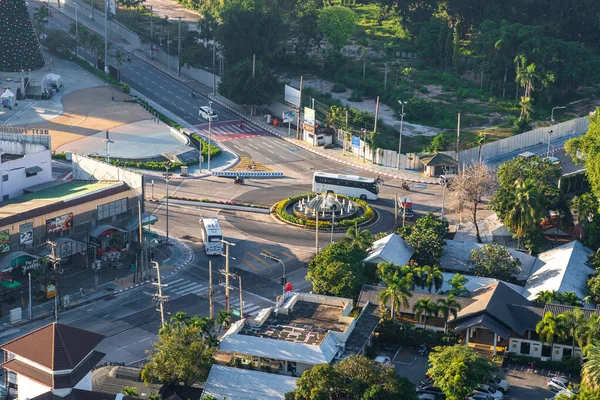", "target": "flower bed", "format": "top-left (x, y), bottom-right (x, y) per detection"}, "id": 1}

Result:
top-left (274, 194), bottom-right (375, 228)
top-left (167, 196), bottom-right (269, 209)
